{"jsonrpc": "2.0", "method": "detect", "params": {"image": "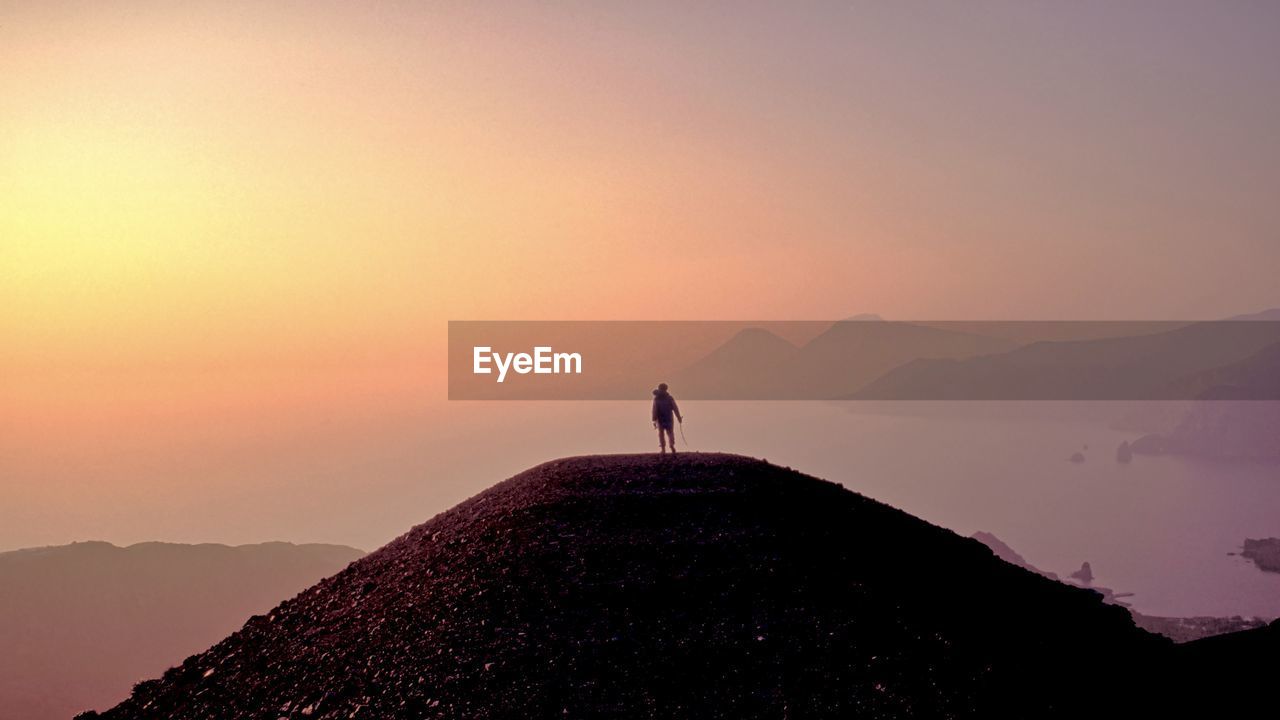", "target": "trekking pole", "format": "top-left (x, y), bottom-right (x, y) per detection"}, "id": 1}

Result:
top-left (679, 420), bottom-right (689, 450)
